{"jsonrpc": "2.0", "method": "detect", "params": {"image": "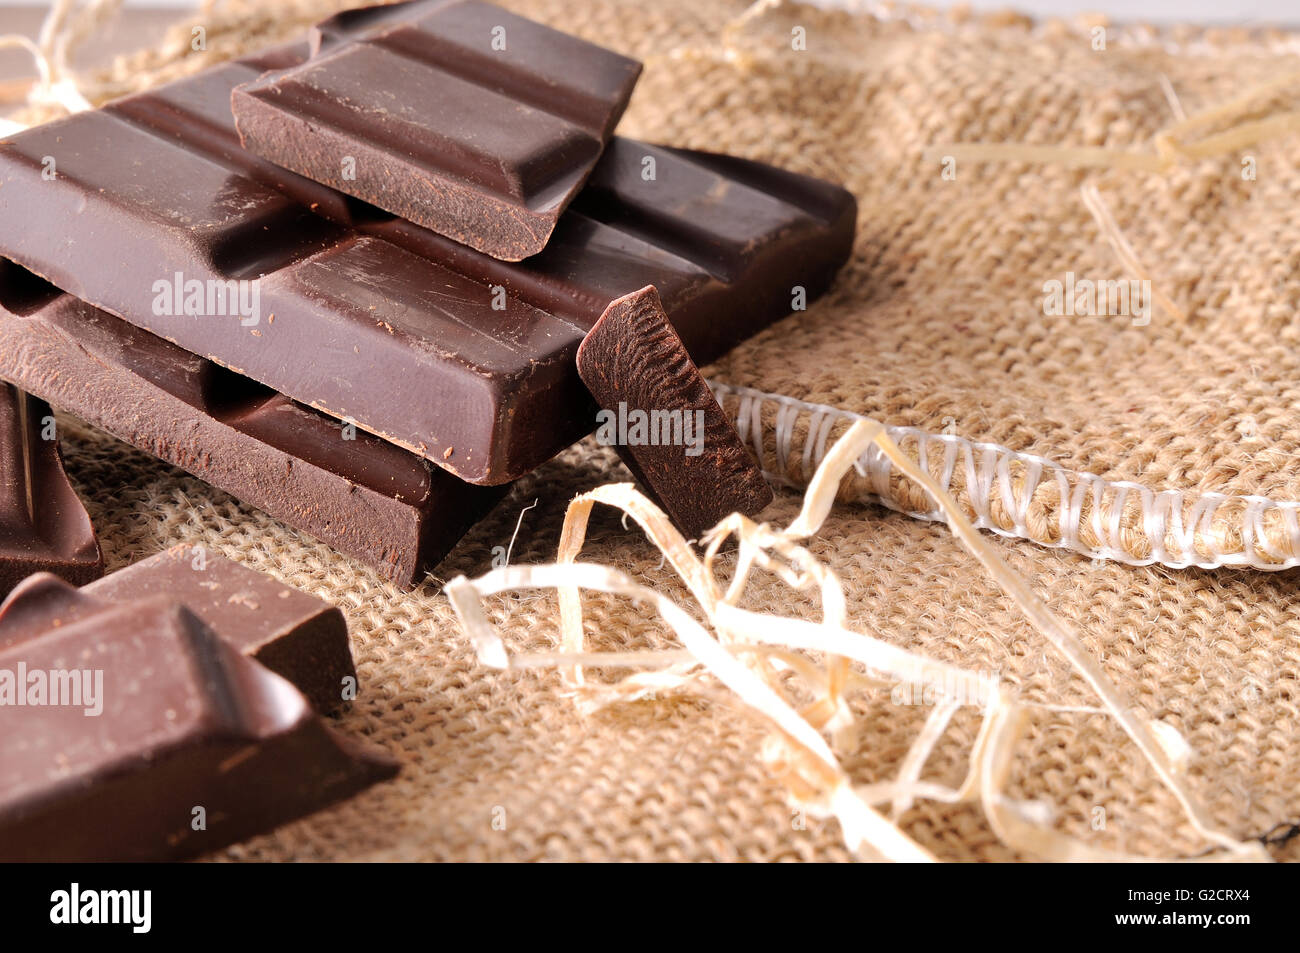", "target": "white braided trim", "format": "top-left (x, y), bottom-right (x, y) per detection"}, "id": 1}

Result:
top-left (708, 380), bottom-right (1300, 571)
